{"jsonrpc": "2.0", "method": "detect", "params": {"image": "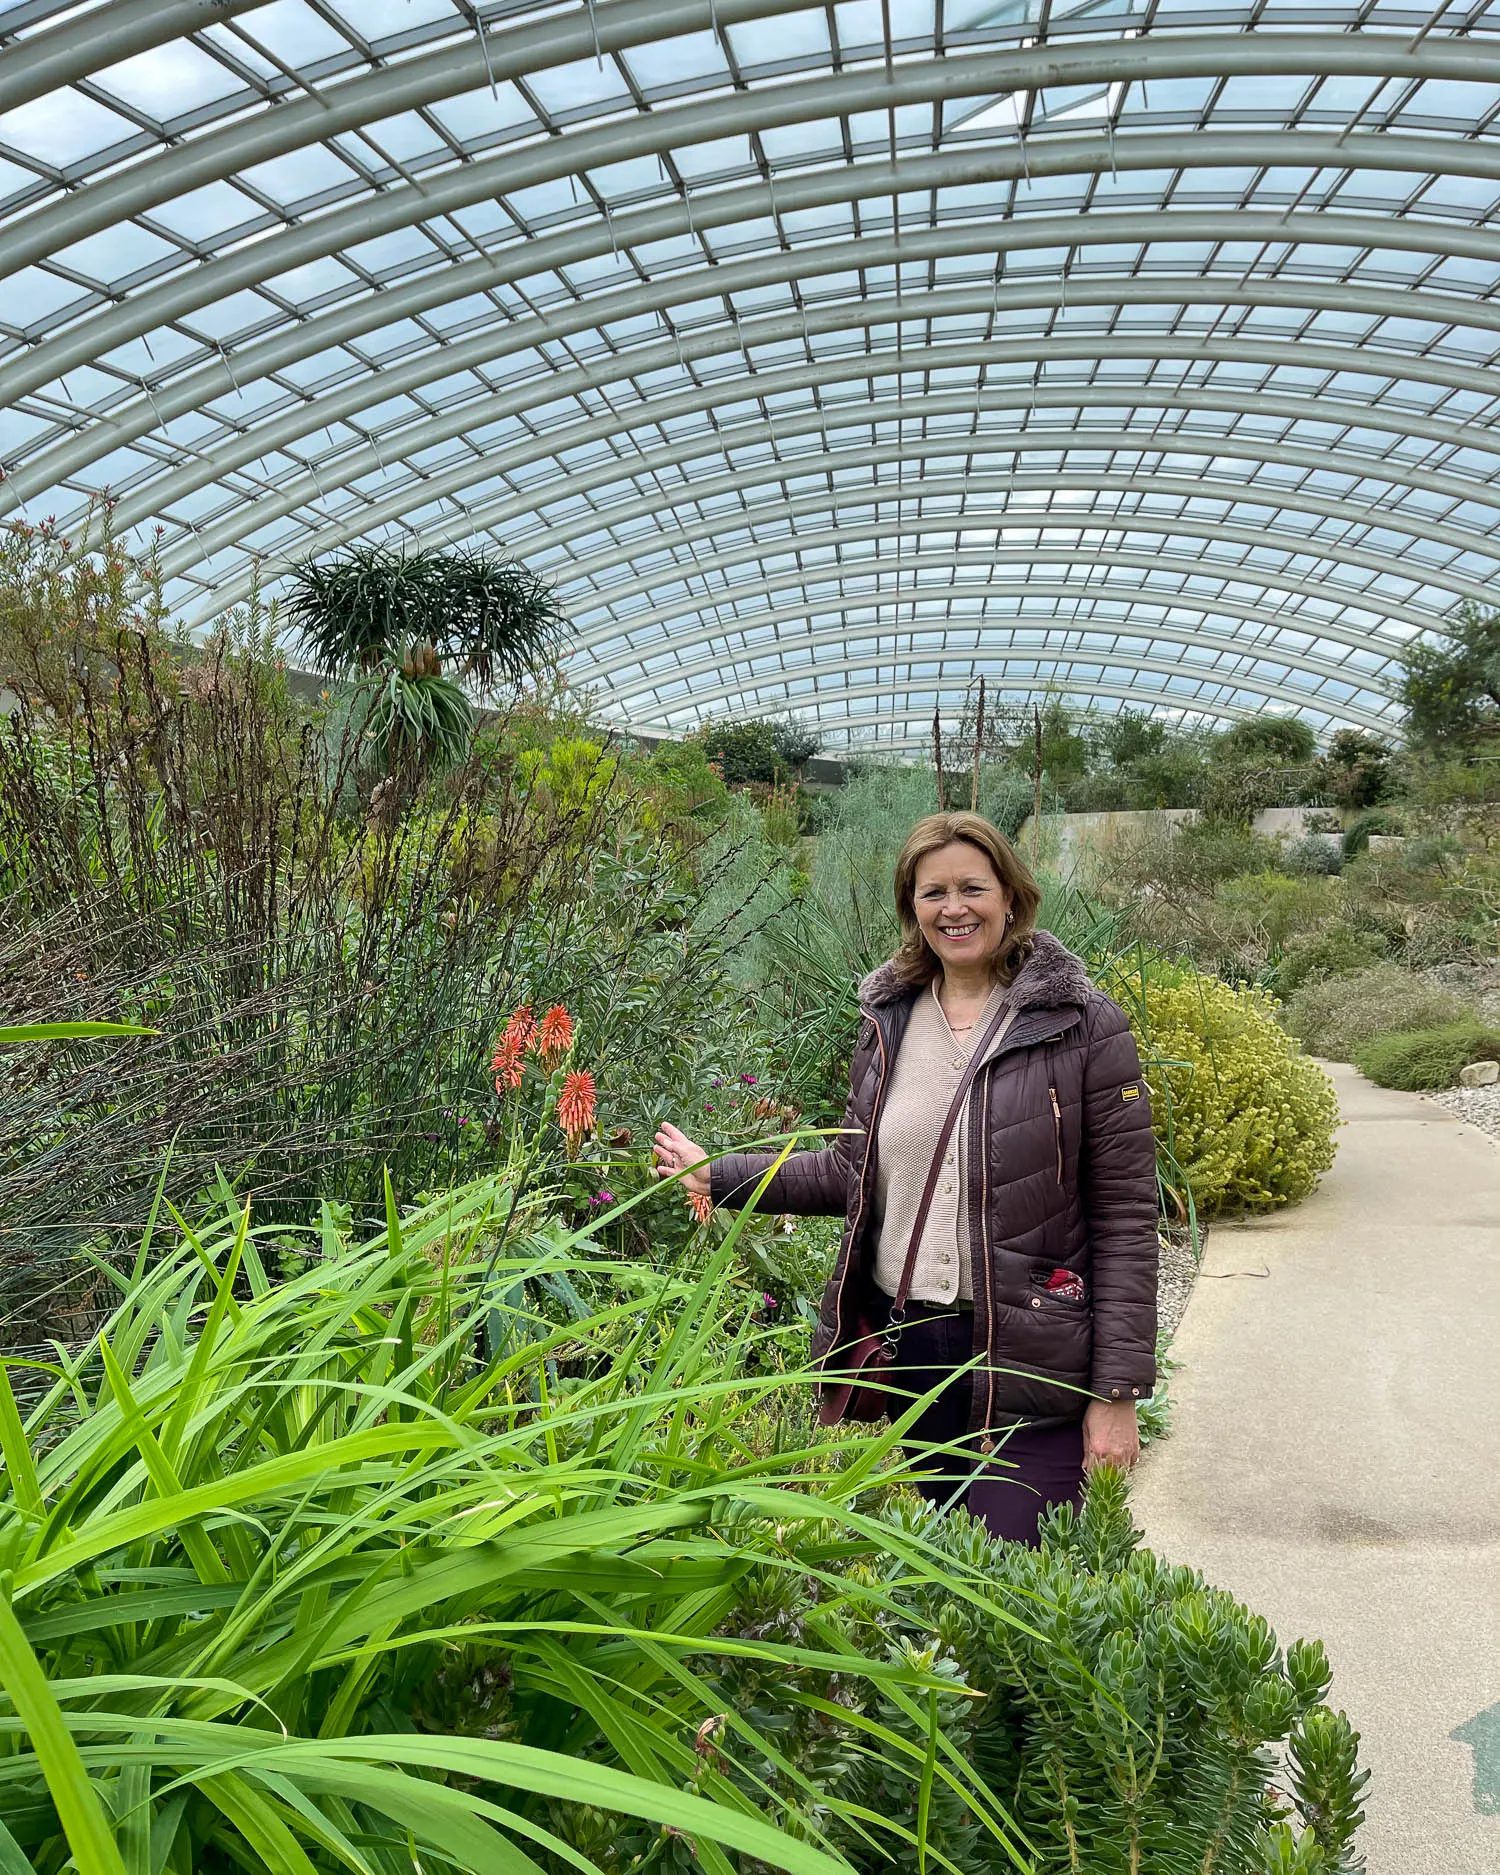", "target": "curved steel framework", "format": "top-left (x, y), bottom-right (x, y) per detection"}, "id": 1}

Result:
top-left (4, 0), bottom-right (1500, 746)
